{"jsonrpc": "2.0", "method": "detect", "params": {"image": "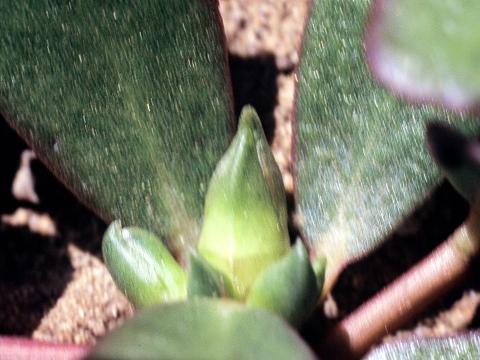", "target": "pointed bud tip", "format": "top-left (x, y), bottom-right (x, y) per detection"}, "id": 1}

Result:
top-left (426, 121), bottom-right (468, 170)
top-left (238, 105), bottom-right (263, 136)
